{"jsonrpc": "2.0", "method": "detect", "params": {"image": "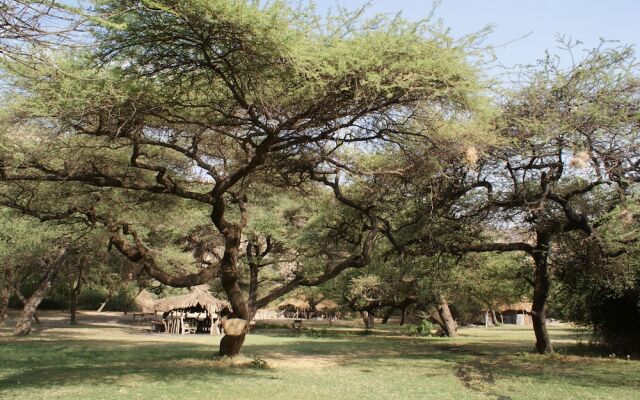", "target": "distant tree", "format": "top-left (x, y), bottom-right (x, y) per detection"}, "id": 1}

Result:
top-left (445, 42), bottom-right (640, 353)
